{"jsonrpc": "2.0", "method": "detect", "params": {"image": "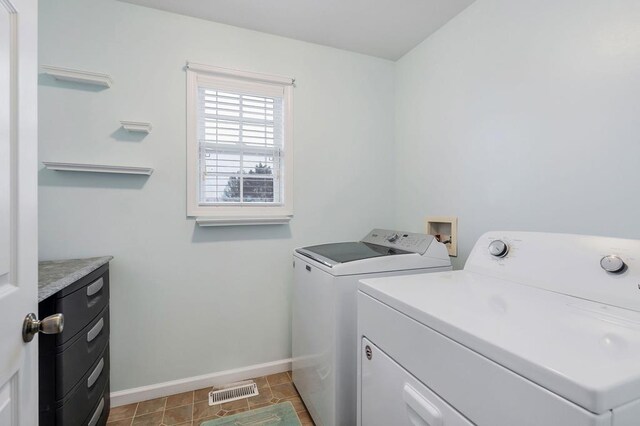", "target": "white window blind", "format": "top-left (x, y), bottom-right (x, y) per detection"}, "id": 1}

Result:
top-left (197, 85), bottom-right (284, 205)
top-left (186, 64), bottom-right (294, 223)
